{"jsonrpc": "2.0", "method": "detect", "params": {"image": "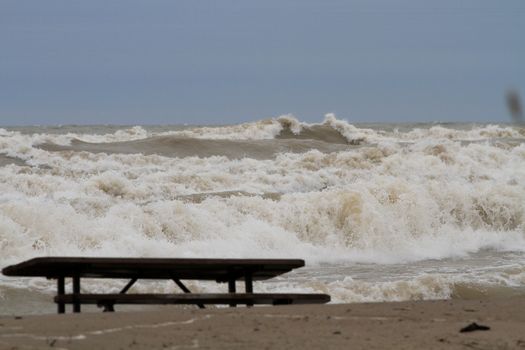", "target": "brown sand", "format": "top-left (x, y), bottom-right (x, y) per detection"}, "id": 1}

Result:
top-left (1, 297), bottom-right (524, 349)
